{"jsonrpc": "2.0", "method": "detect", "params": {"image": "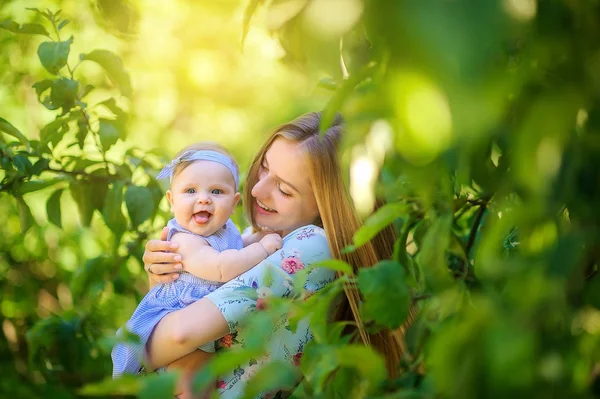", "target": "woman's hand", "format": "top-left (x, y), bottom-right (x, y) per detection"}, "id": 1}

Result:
top-left (143, 227), bottom-right (183, 284)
